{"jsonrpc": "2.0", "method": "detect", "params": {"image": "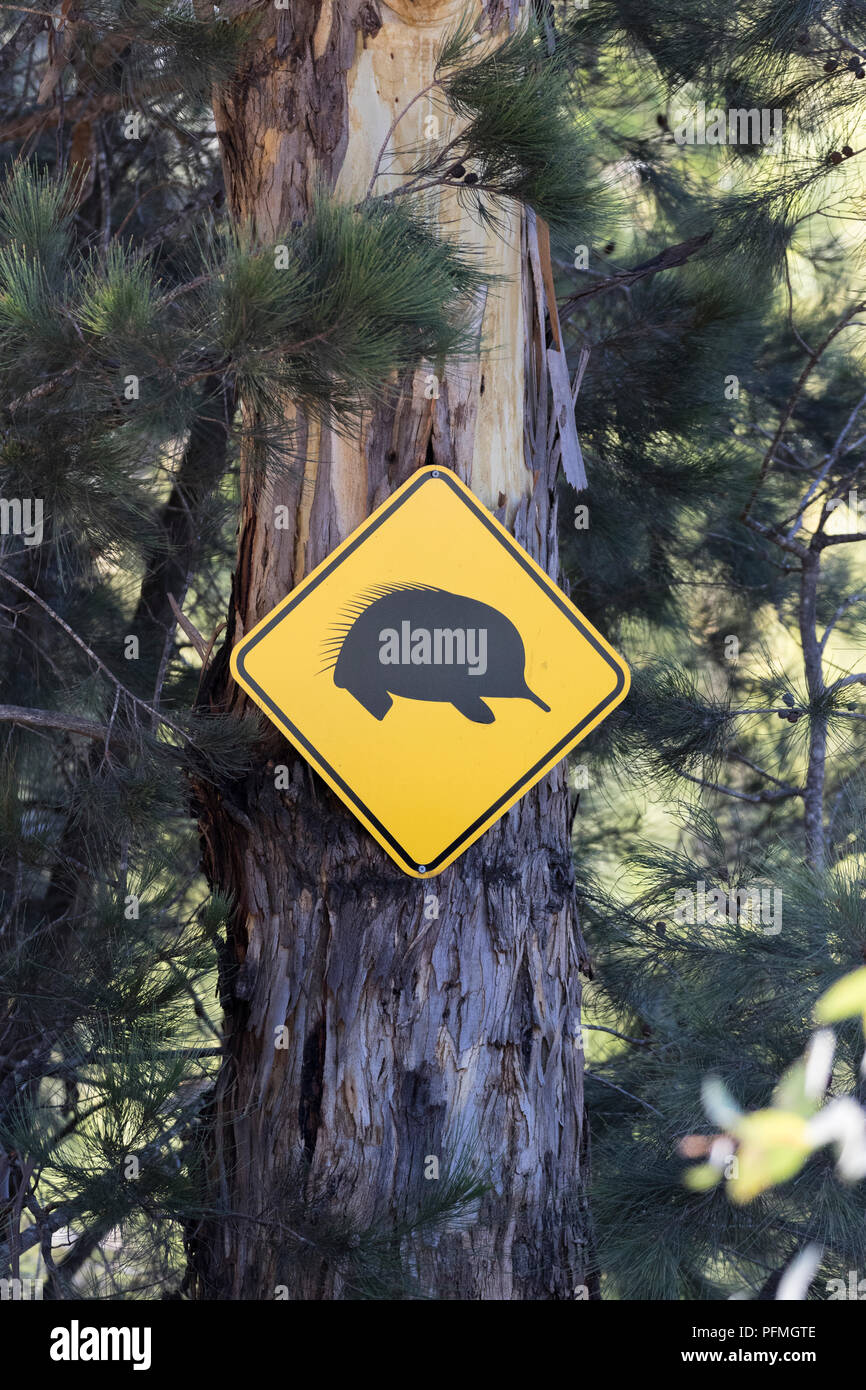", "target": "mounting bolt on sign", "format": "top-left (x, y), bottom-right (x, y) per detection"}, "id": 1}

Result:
top-left (231, 466), bottom-right (630, 877)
